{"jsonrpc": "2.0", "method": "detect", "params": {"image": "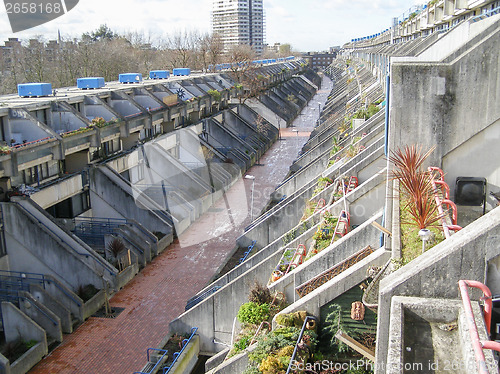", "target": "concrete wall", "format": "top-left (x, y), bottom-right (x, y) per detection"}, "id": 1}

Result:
top-left (269, 211), bottom-right (384, 304)
top-left (90, 166), bottom-right (174, 237)
top-left (376, 207), bottom-right (500, 372)
top-left (275, 249), bottom-right (390, 320)
top-left (29, 284), bottom-right (73, 333)
top-left (442, 118), bottom-right (500, 211)
top-left (388, 23), bottom-right (500, 201)
top-left (1, 301), bottom-right (47, 351)
top-left (385, 296), bottom-right (496, 374)
top-left (3, 202), bottom-right (110, 290)
top-left (410, 14), bottom-right (500, 63)
top-left (168, 335), bottom-right (200, 374)
top-left (31, 173), bottom-right (84, 209)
